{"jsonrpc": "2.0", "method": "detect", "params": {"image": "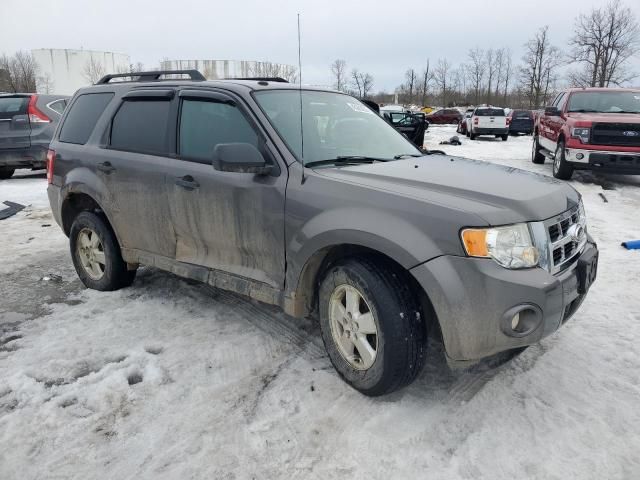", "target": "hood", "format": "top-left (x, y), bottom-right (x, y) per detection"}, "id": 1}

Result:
top-left (314, 156), bottom-right (580, 226)
top-left (566, 112), bottom-right (640, 124)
